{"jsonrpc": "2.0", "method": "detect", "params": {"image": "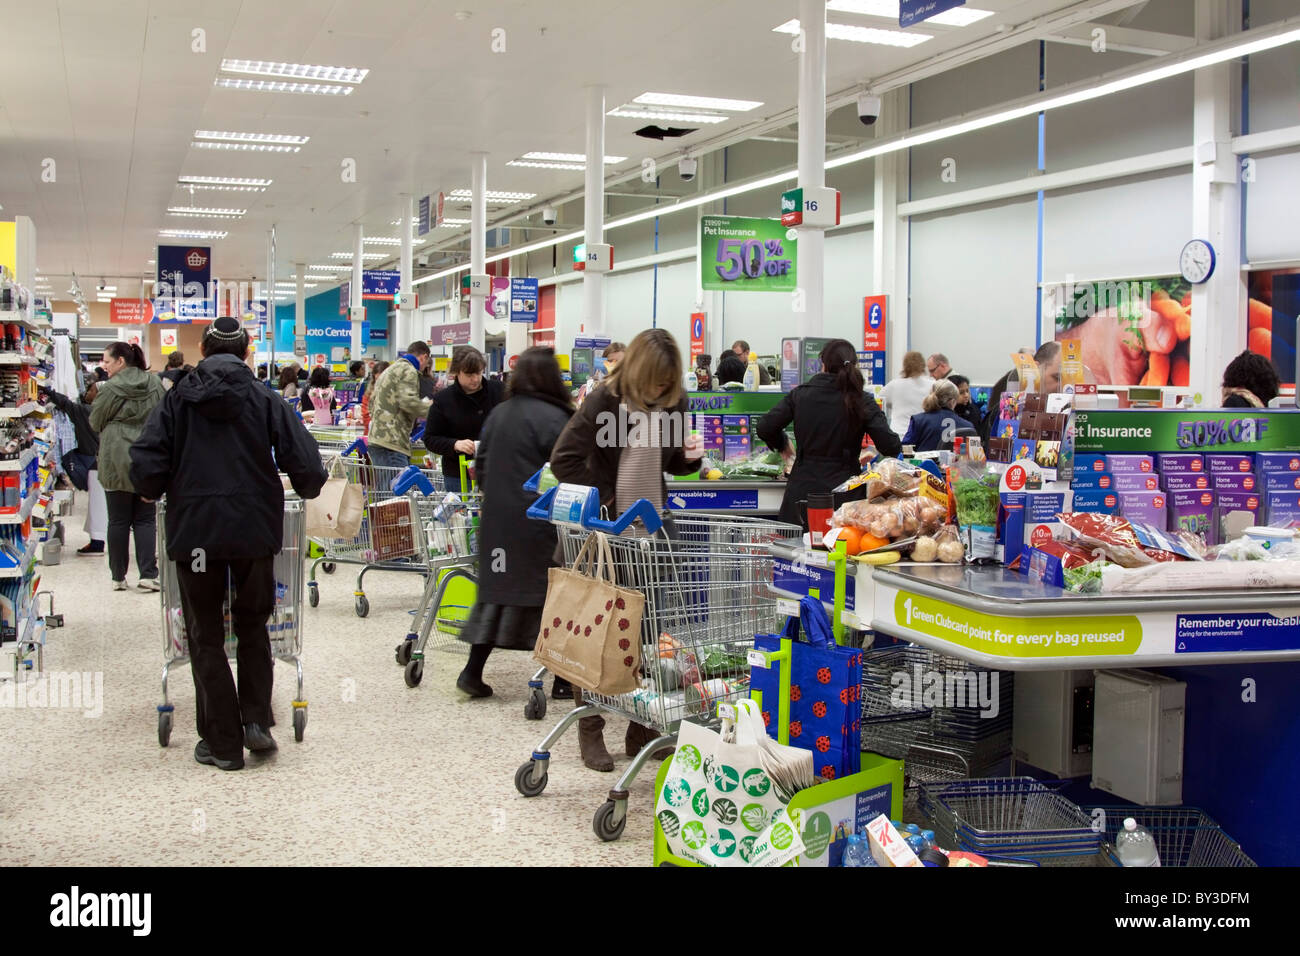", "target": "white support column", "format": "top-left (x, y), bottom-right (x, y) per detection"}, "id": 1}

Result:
top-left (266, 226), bottom-right (276, 372)
top-left (1188, 0), bottom-right (1245, 405)
top-left (469, 153), bottom-right (488, 351)
top-left (399, 194), bottom-right (414, 351)
top-left (294, 260), bottom-right (305, 363)
top-left (350, 223), bottom-right (364, 359)
top-left (796, 0), bottom-right (826, 338)
top-left (873, 88), bottom-right (907, 380)
top-left (583, 84), bottom-right (607, 337)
